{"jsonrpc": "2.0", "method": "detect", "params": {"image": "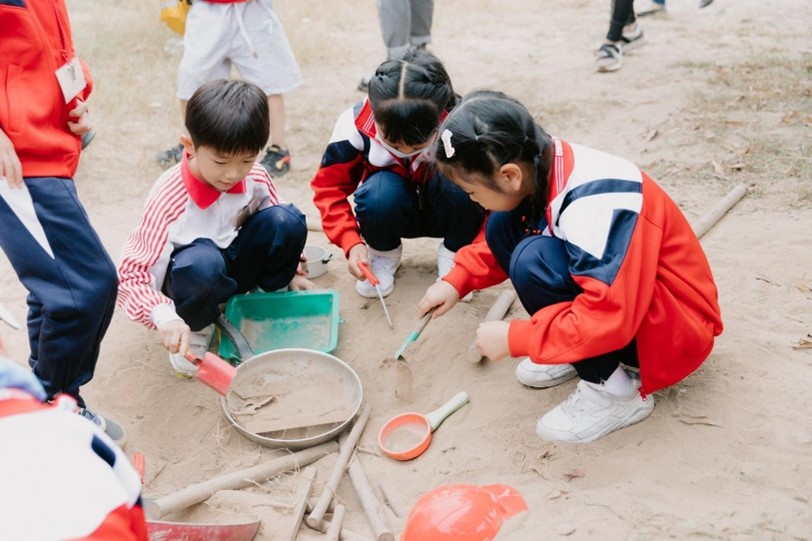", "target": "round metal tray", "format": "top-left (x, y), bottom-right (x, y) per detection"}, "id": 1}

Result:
top-left (220, 348), bottom-right (363, 449)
